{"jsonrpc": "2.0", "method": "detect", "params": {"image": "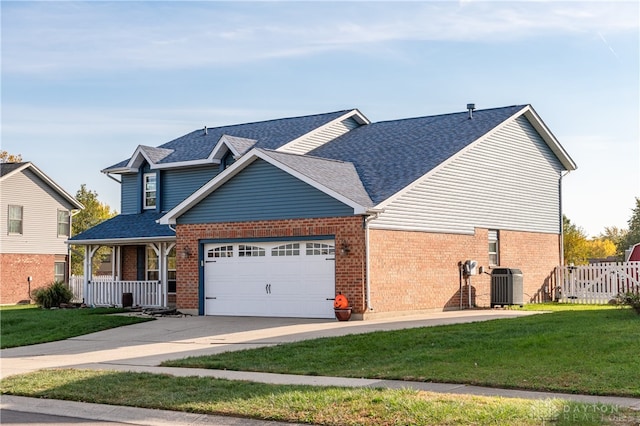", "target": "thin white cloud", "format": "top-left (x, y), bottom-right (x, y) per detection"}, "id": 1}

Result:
top-left (2, 1), bottom-right (638, 75)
